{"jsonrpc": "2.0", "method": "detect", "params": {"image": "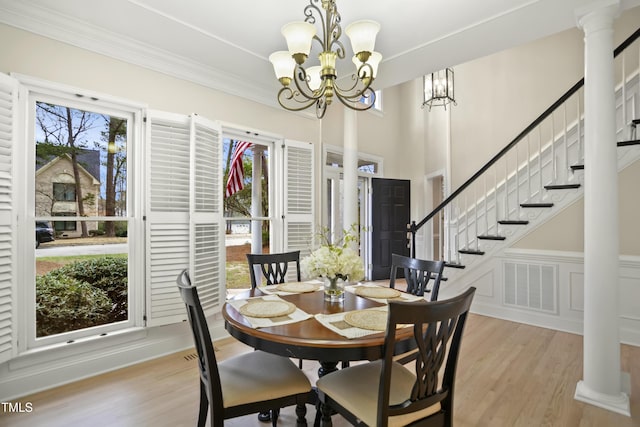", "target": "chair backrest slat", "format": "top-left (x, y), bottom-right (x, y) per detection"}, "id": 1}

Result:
top-left (378, 287), bottom-right (476, 426)
top-left (246, 251), bottom-right (301, 288)
top-left (390, 253), bottom-right (445, 300)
